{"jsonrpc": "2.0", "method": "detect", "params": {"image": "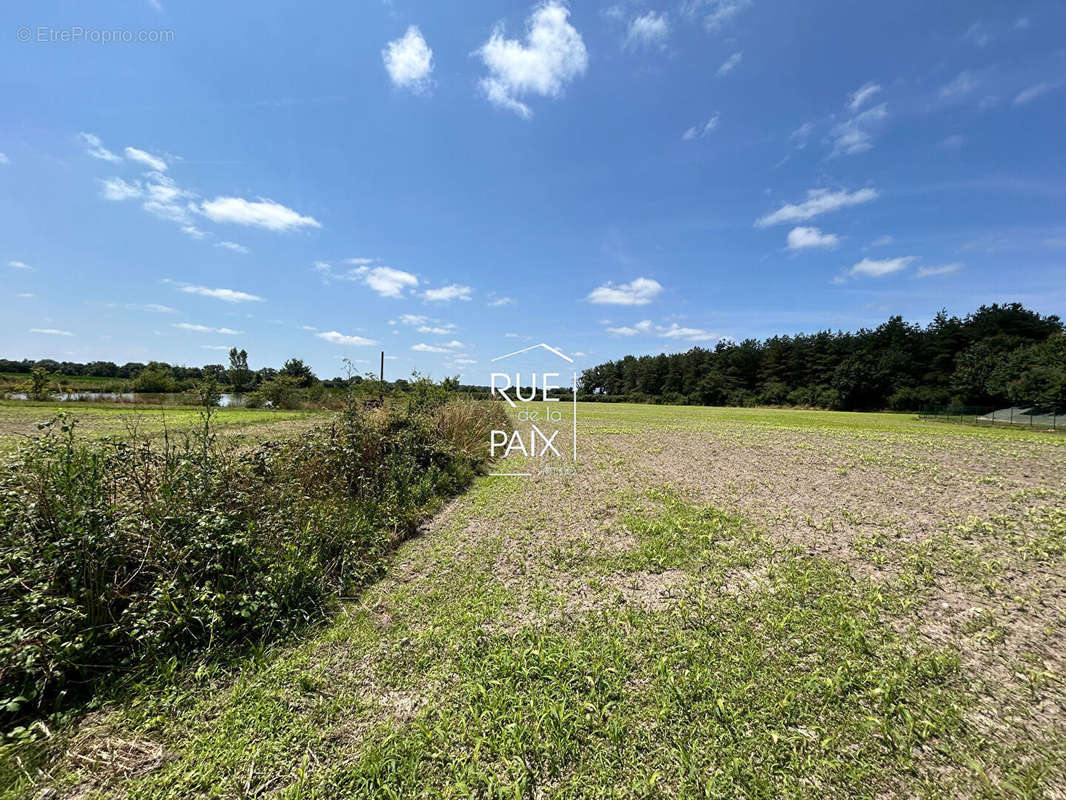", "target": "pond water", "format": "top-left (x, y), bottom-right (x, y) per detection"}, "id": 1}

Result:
top-left (5, 391), bottom-right (245, 407)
